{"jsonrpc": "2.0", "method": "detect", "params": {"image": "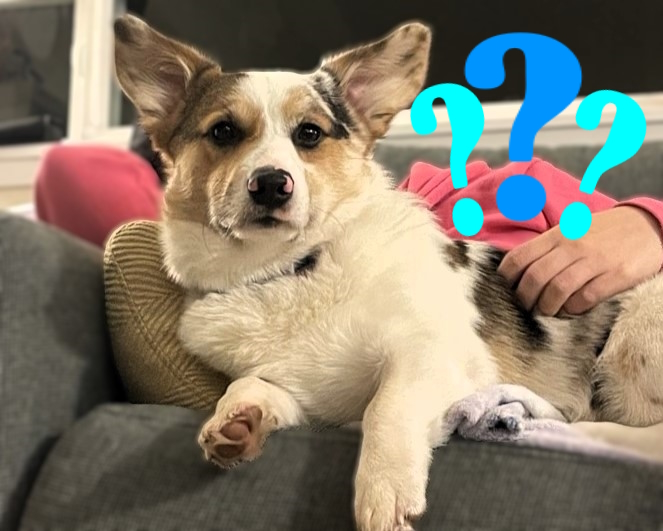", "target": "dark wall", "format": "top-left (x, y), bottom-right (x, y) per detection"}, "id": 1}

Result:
top-left (122, 0), bottom-right (663, 122)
